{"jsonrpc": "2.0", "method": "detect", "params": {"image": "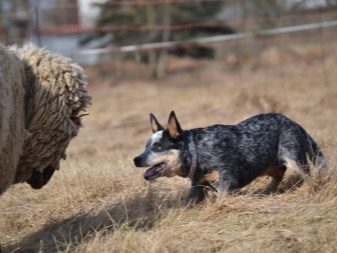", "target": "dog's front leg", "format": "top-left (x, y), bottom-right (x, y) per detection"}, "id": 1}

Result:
top-left (217, 171), bottom-right (239, 195)
top-left (186, 184), bottom-right (207, 205)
